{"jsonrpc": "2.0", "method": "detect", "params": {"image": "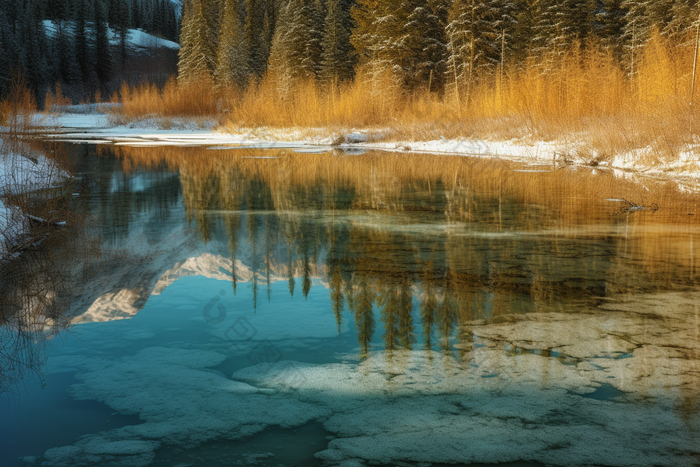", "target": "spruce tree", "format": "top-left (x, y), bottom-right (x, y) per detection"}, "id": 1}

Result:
top-left (55, 14), bottom-right (76, 84)
top-left (202, 0), bottom-right (221, 54)
top-left (116, 0), bottom-right (129, 68)
top-left (319, 0), bottom-right (353, 85)
top-left (532, 0), bottom-right (571, 61)
top-left (352, 0), bottom-right (447, 92)
top-left (666, 2), bottom-right (700, 40)
top-left (596, 0), bottom-right (627, 60)
top-left (0, 8), bottom-right (11, 96)
top-left (20, 0), bottom-right (49, 99)
top-left (398, 0), bottom-right (448, 91)
top-left (302, 0), bottom-right (324, 79)
top-left (94, 0), bottom-right (113, 88)
top-left (267, 0), bottom-right (319, 92)
top-left (349, 0), bottom-right (383, 69)
top-left (131, 0), bottom-right (142, 28)
top-left (510, 0), bottom-right (542, 64)
top-left (244, 0), bottom-right (265, 78)
top-left (75, 0), bottom-right (91, 85)
top-left (178, 0), bottom-right (215, 84)
top-left (215, 0), bottom-right (249, 89)
top-left (446, 0), bottom-right (503, 98)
